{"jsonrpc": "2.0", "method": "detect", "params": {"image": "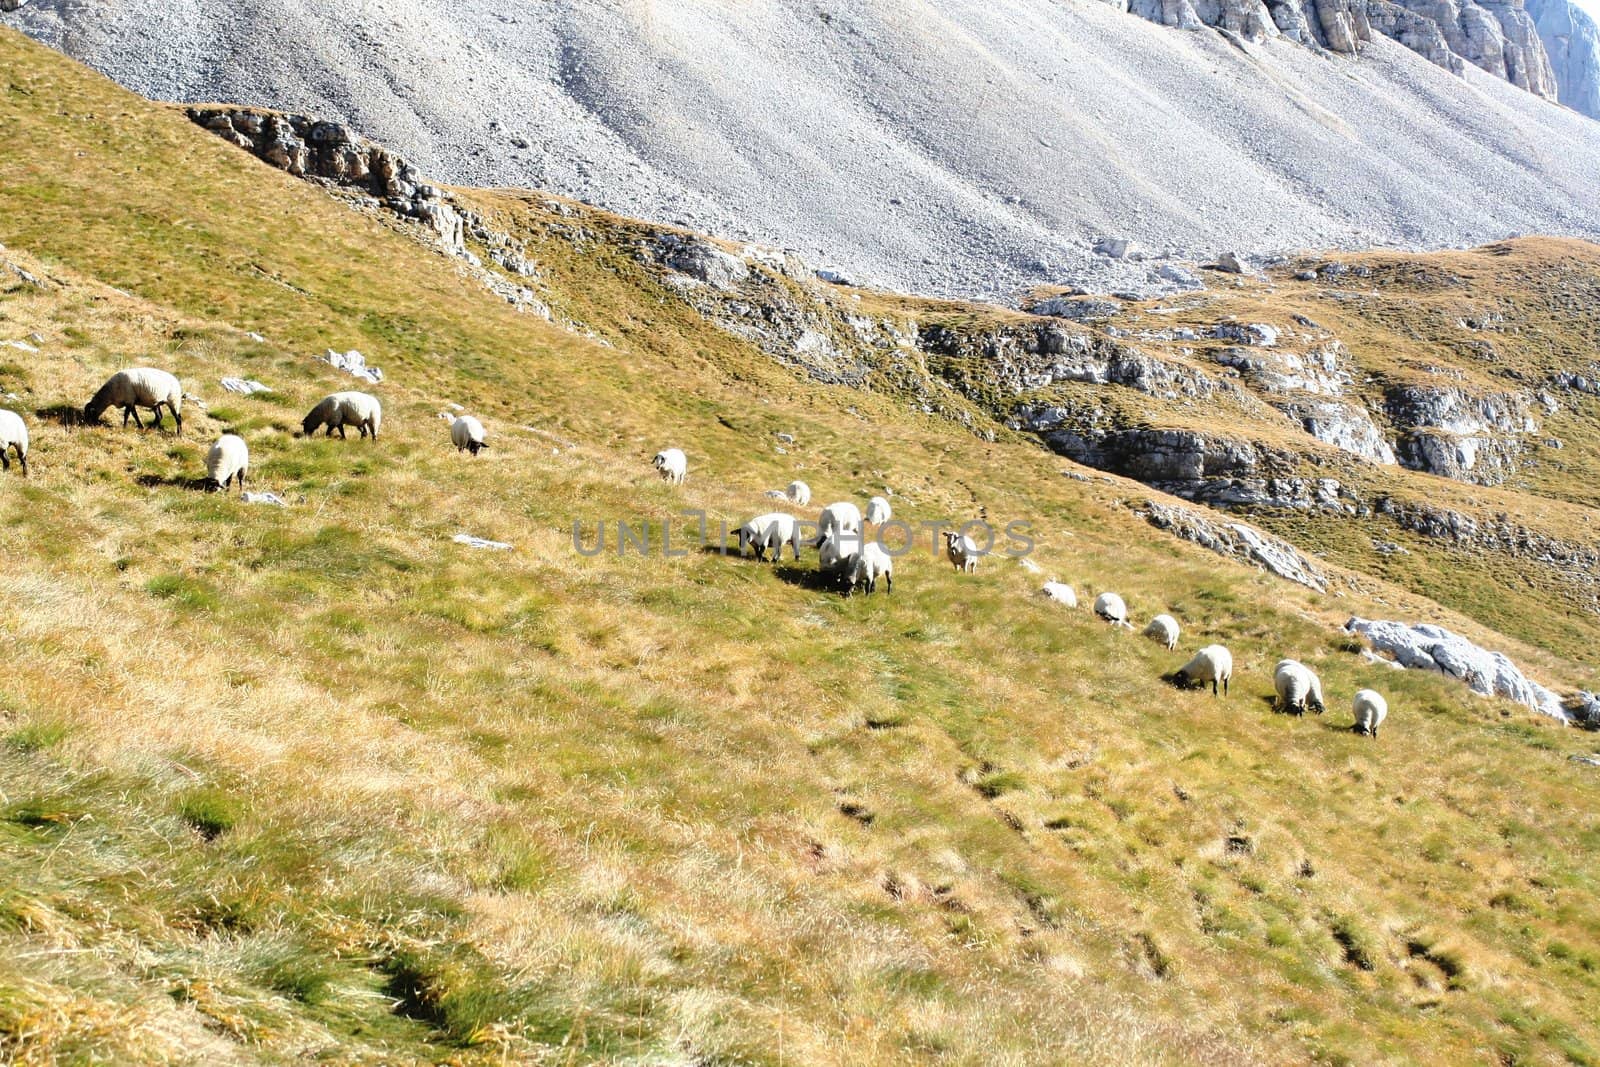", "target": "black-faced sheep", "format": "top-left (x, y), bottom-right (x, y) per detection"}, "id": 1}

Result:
top-left (302, 391), bottom-right (382, 440)
top-left (0, 409), bottom-right (27, 476)
top-left (1172, 645), bottom-right (1233, 697)
top-left (737, 512), bottom-right (803, 562)
top-left (1273, 659), bottom-right (1326, 716)
top-left (1094, 592), bottom-right (1133, 629)
top-left (84, 368), bottom-right (183, 434)
top-left (205, 433), bottom-right (249, 492)
top-left (1144, 614), bottom-right (1180, 650)
top-left (1352, 689), bottom-right (1388, 737)
top-left (451, 415), bottom-right (487, 455)
top-left (652, 448), bottom-right (687, 484)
